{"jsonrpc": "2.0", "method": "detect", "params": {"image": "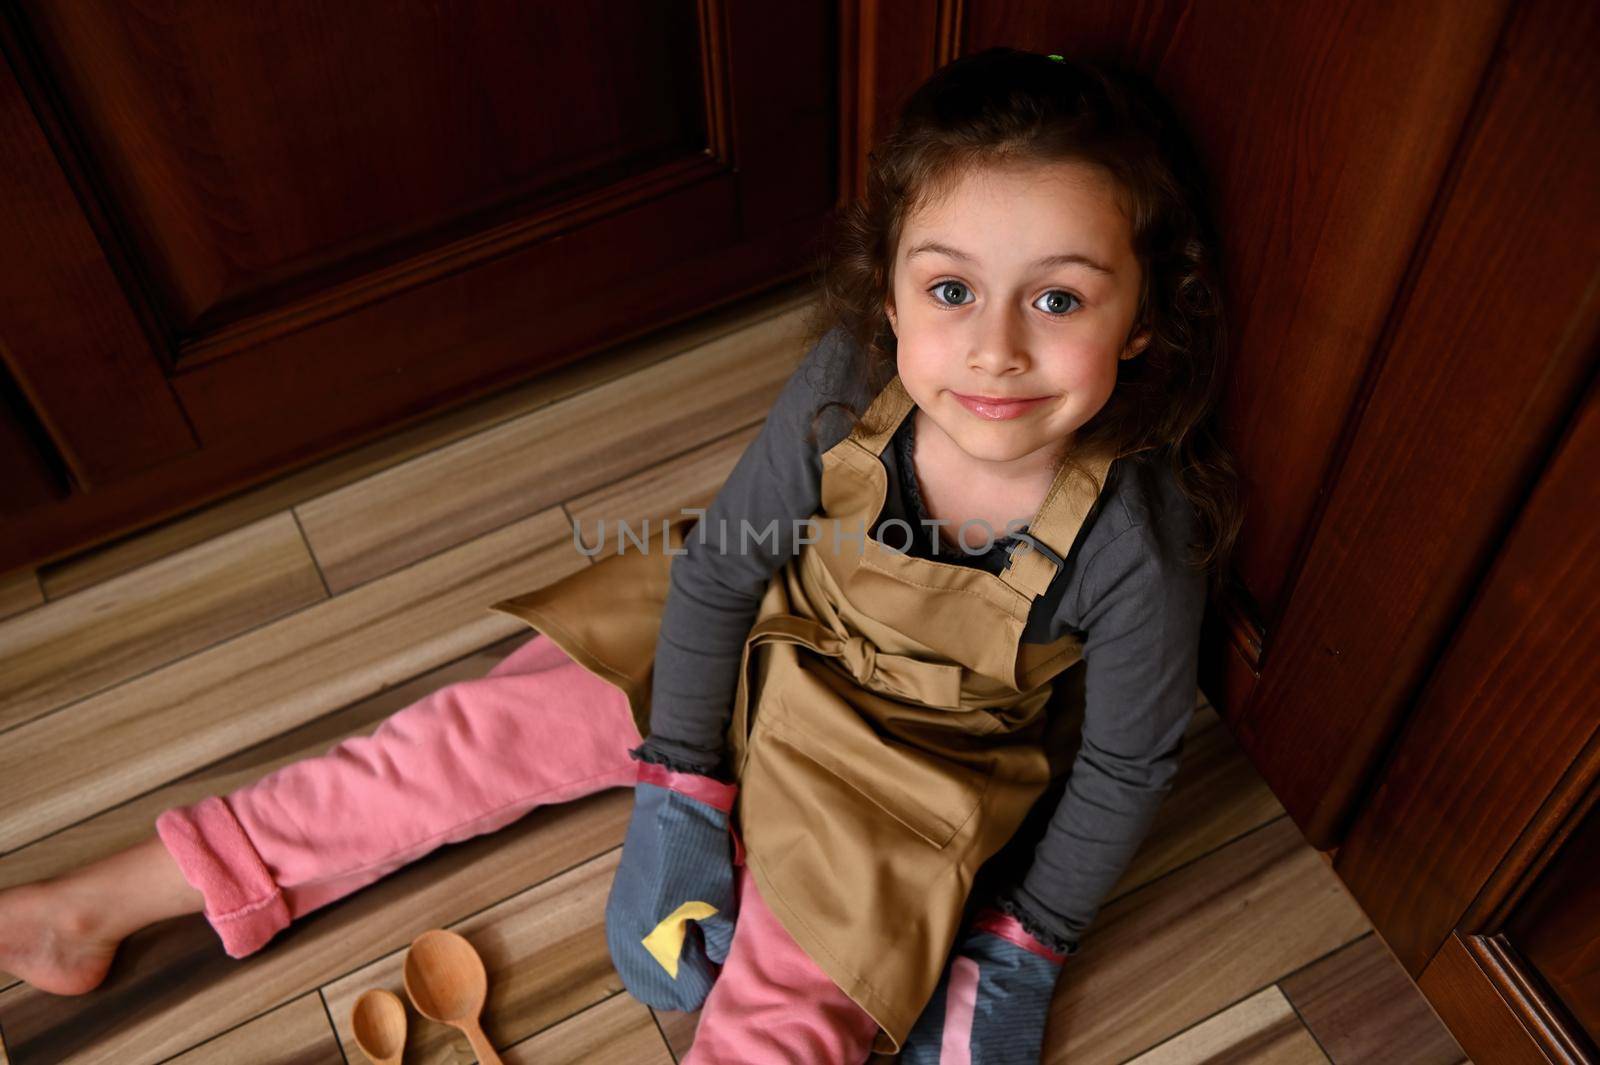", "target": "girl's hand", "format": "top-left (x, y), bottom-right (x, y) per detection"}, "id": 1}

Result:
top-left (604, 754), bottom-right (740, 1012)
top-left (899, 904), bottom-right (1069, 1064)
